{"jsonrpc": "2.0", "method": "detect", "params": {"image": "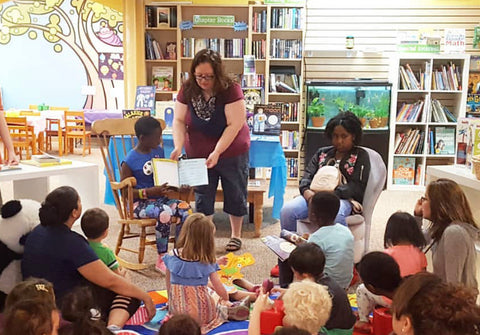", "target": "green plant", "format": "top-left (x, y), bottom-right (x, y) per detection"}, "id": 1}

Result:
top-left (307, 97), bottom-right (326, 117)
top-left (333, 97), bottom-right (347, 112)
top-left (348, 104), bottom-right (369, 118)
